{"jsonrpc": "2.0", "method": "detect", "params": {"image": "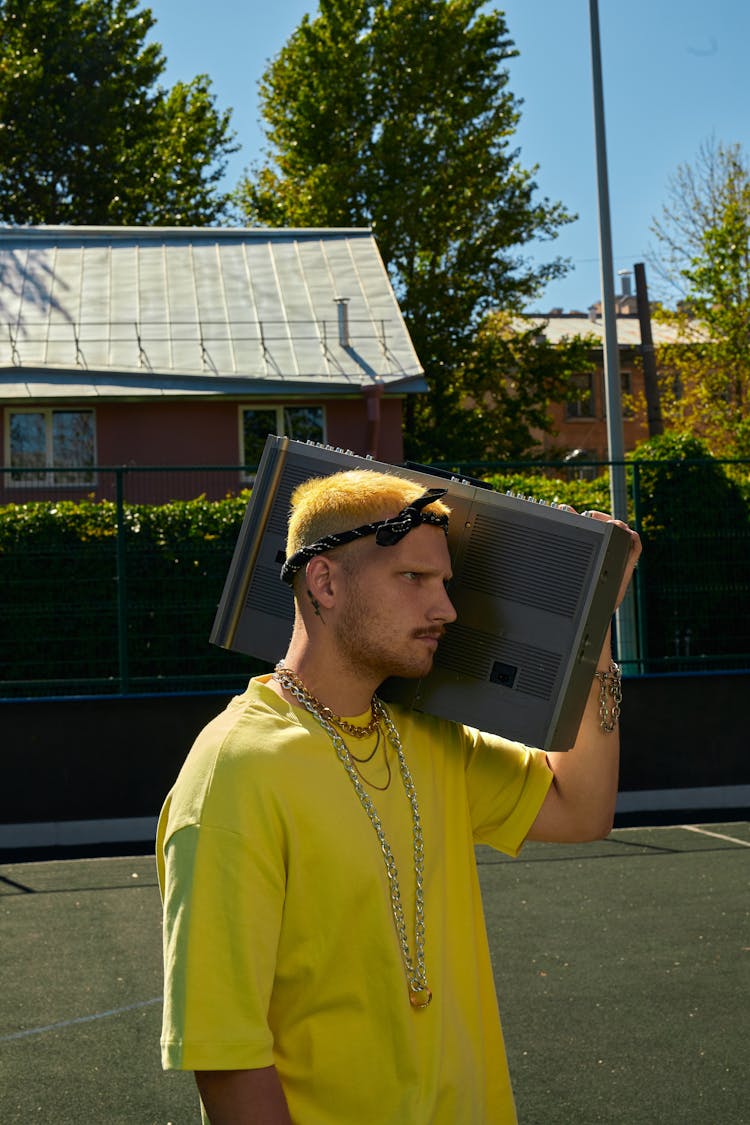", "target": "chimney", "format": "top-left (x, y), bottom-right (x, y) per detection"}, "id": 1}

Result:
top-left (334, 297), bottom-right (350, 348)
top-left (618, 270), bottom-right (632, 298)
